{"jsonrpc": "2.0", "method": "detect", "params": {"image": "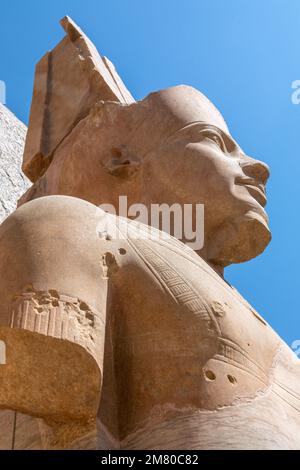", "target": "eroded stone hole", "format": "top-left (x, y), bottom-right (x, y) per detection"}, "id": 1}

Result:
top-left (79, 301), bottom-right (89, 311)
top-left (204, 370), bottom-right (216, 381)
top-left (227, 374), bottom-right (237, 384)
